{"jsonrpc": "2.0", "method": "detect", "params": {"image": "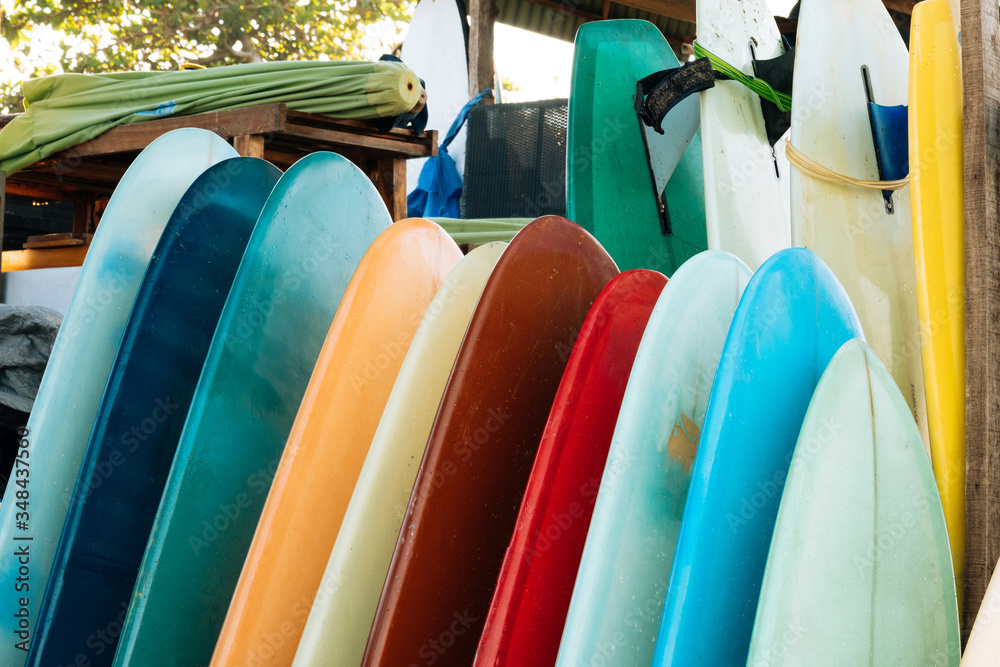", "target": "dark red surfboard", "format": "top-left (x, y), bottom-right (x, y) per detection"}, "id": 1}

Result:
top-left (361, 215), bottom-right (619, 667)
top-left (473, 268), bottom-right (667, 667)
